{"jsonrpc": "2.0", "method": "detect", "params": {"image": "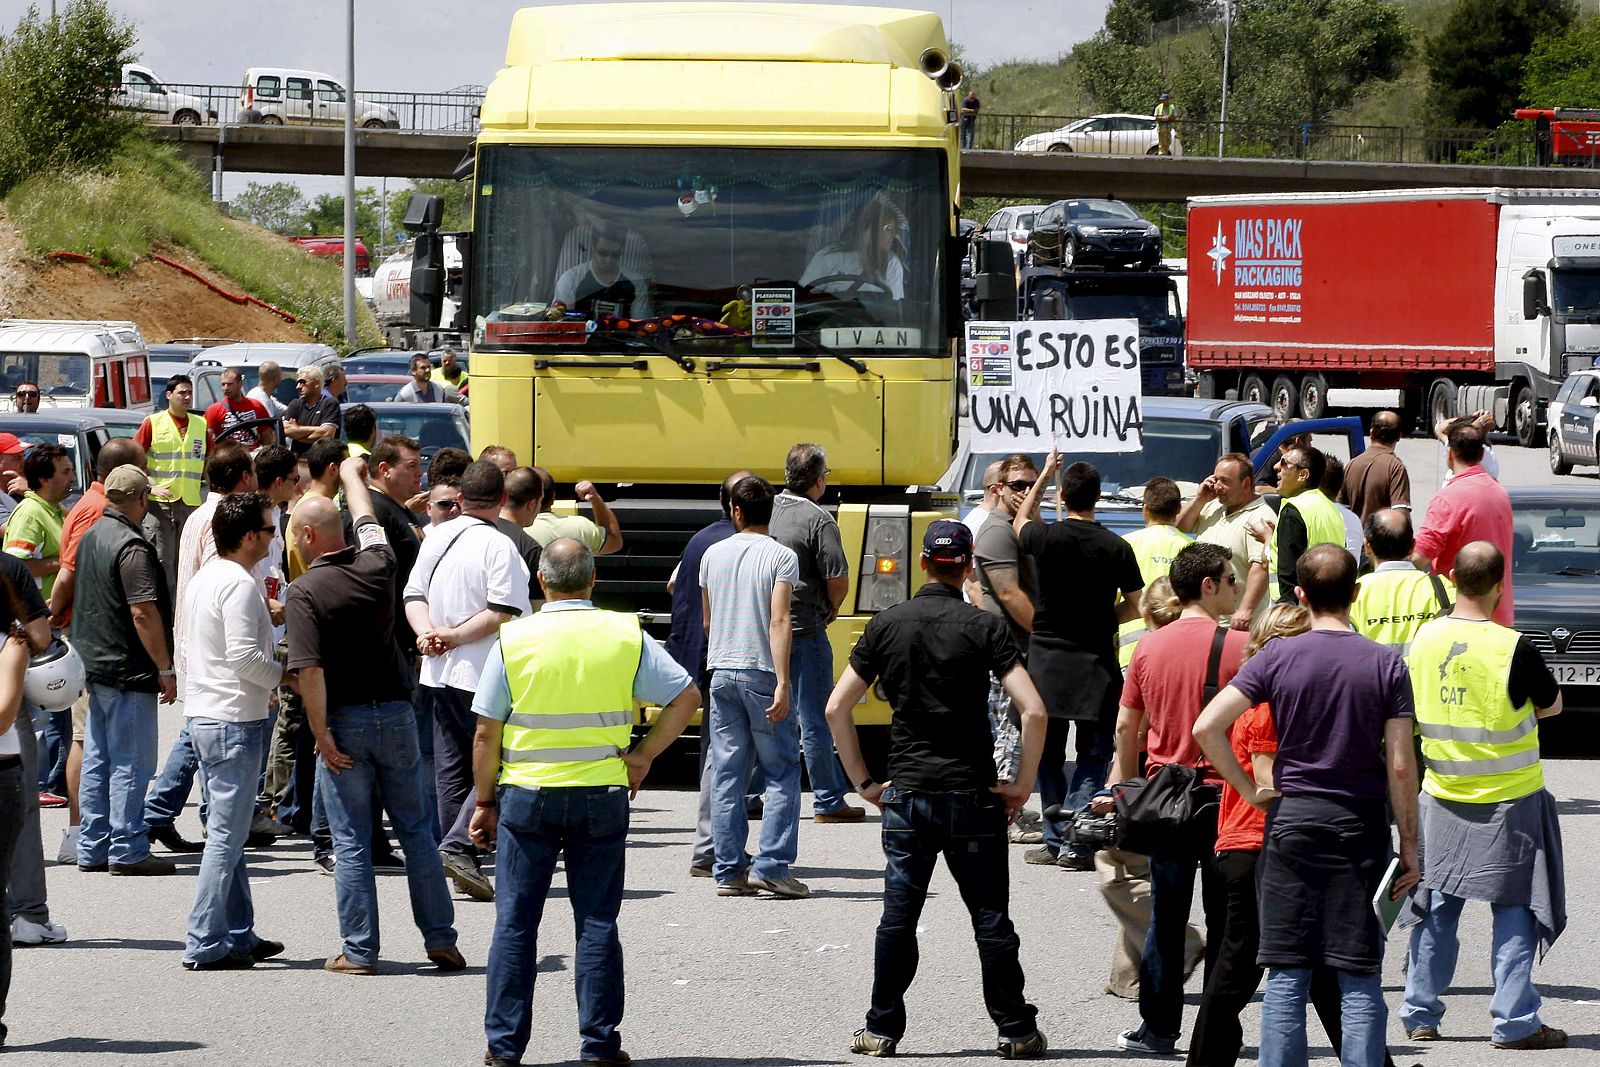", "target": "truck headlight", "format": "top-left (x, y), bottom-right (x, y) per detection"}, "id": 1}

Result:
top-left (857, 505), bottom-right (910, 613)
